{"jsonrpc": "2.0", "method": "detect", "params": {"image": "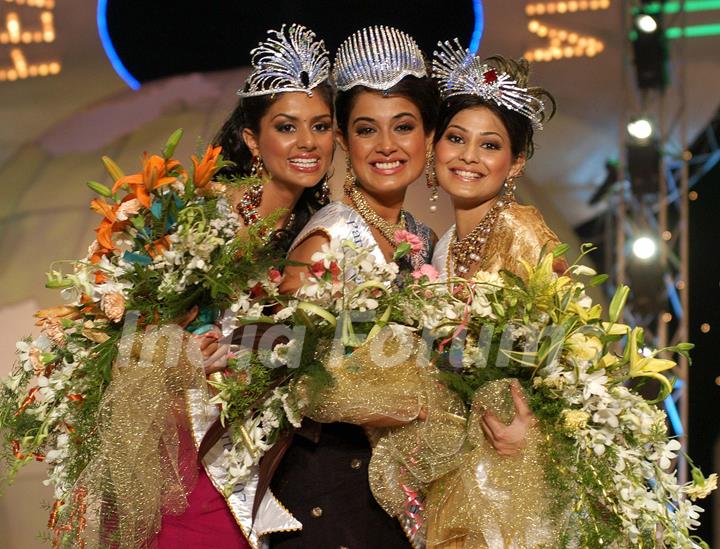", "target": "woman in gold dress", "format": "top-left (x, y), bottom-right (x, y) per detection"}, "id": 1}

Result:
top-left (425, 45), bottom-right (564, 548)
